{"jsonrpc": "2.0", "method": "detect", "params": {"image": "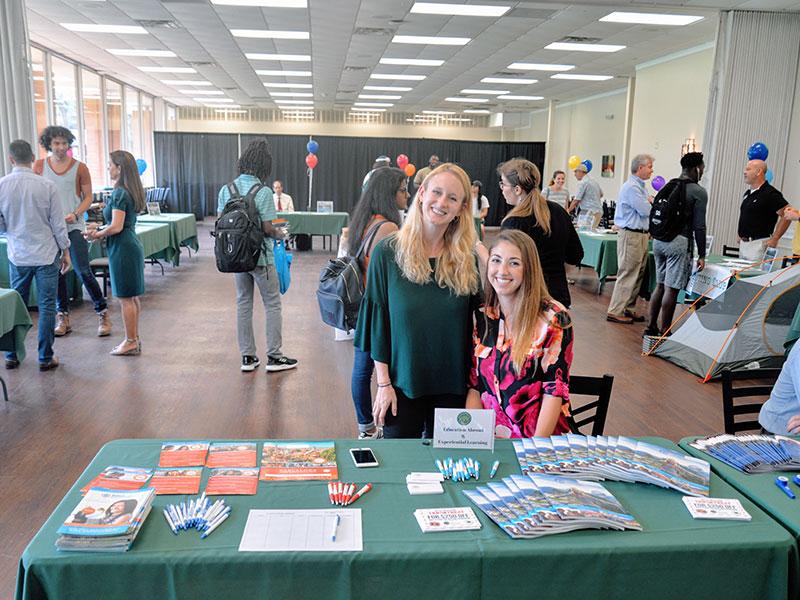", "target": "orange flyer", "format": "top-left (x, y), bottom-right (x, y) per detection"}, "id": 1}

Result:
top-left (80, 466), bottom-right (152, 494)
top-left (158, 442), bottom-right (209, 467)
top-left (150, 468), bottom-right (203, 495)
top-left (259, 441), bottom-right (338, 481)
top-left (206, 442), bottom-right (257, 468)
top-left (205, 468), bottom-right (259, 495)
